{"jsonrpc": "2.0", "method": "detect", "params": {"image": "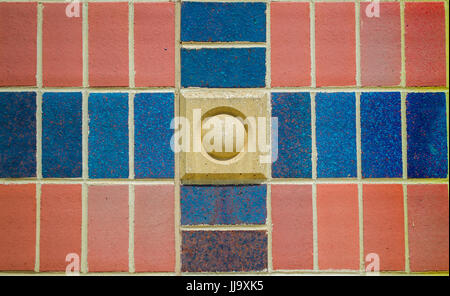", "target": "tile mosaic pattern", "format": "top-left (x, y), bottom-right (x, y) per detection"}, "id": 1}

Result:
top-left (0, 1), bottom-right (448, 275)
